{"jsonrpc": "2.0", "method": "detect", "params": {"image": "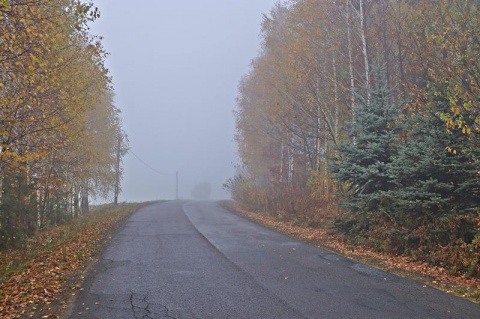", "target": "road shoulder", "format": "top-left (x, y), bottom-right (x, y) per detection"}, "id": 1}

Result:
top-left (221, 200), bottom-right (480, 304)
